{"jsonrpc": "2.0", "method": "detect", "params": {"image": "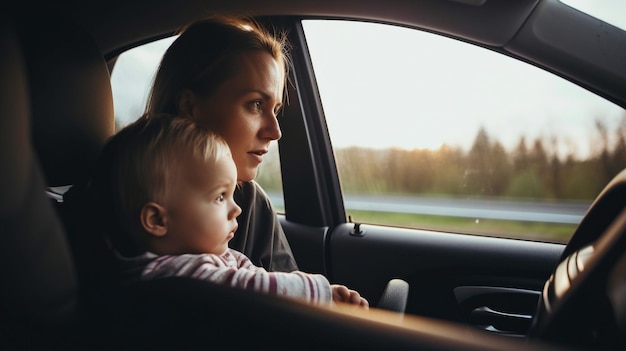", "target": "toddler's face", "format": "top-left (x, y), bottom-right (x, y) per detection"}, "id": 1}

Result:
top-left (163, 154), bottom-right (241, 255)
